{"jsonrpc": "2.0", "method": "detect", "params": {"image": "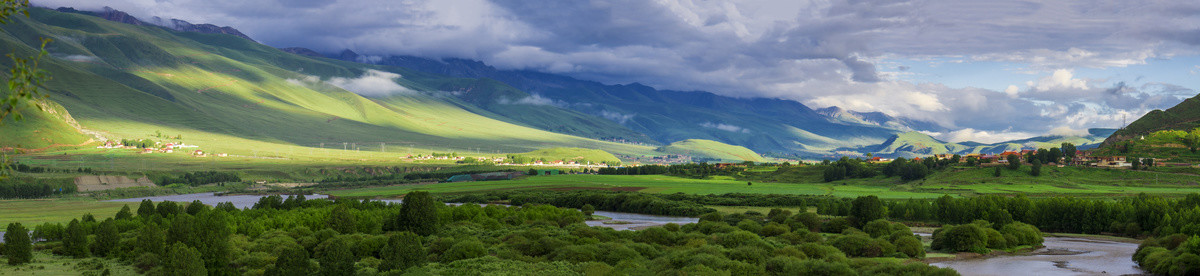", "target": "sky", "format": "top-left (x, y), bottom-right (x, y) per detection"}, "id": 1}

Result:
top-left (35, 0), bottom-right (1200, 143)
